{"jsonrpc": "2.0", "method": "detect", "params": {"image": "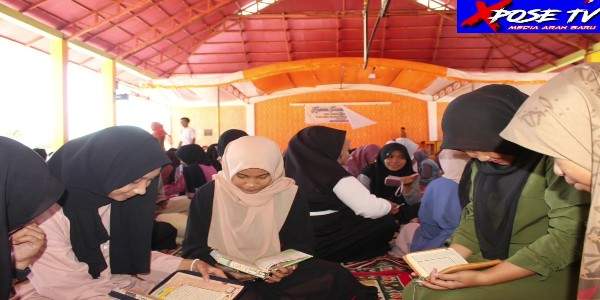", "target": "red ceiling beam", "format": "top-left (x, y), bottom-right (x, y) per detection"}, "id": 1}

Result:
top-left (118, 0), bottom-right (241, 59)
top-left (379, 17), bottom-right (387, 58)
top-left (546, 35), bottom-right (586, 50)
top-left (19, 0), bottom-right (51, 12)
top-left (150, 18), bottom-right (242, 76)
top-left (491, 35), bottom-right (557, 66)
top-left (238, 16), bottom-right (250, 67)
top-left (68, 0), bottom-right (154, 40)
top-left (81, 0), bottom-right (169, 42)
top-left (482, 46), bottom-right (494, 70)
top-left (483, 35), bottom-right (528, 72)
top-left (281, 14), bottom-right (292, 61)
top-left (431, 15), bottom-right (444, 63)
